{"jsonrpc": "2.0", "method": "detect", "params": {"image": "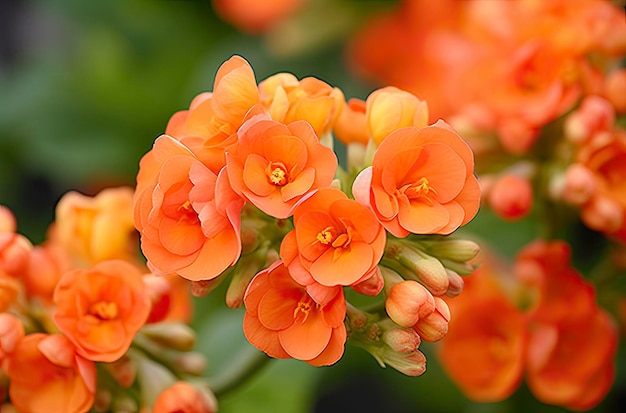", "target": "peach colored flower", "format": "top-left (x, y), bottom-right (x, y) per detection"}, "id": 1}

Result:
top-left (280, 188), bottom-right (386, 303)
top-left (153, 381), bottom-right (217, 413)
top-left (0, 205), bottom-right (16, 233)
top-left (438, 263), bottom-right (528, 402)
top-left (353, 120), bottom-right (480, 237)
top-left (47, 187), bottom-right (135, 267)
top-left (385, 280), bottom-right (435, 328)
top-left (165, 55), bottom-right (260, 174)
top-left (4, 333), bottom-right (96, 413)
top-left (134, 135), bottom-right (244, 280)
top-left (53, 260), bottom-right (151, 362)
top-left (243, 260), bottom-right (346, 366)
top-left (258, 73), bottom-right (345, 137)
top-left (366, 86), bottom-right (429, 145)
top-left (212, 0), bottom-right (307, 34)
top-left (225, 116), bottom-right (337, 219)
